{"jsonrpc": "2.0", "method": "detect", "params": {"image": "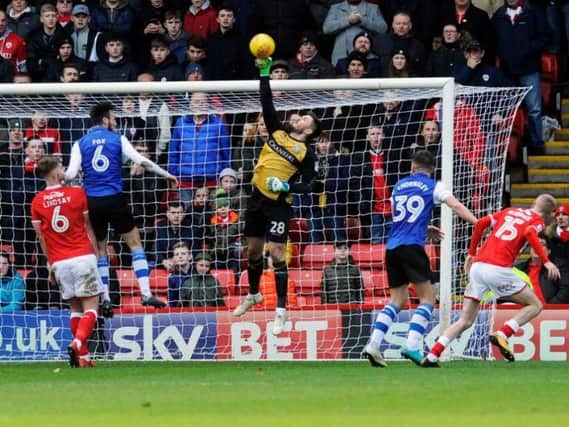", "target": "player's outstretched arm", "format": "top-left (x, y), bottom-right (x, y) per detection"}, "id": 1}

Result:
top-left (257, 57), bottom-right (281, 135)
top-left (120, 136), bottom-right (178, 187)
top-left (63, 142), bottom-right (82, 181)
top-left (444, 194), bottom-right (477, 225)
